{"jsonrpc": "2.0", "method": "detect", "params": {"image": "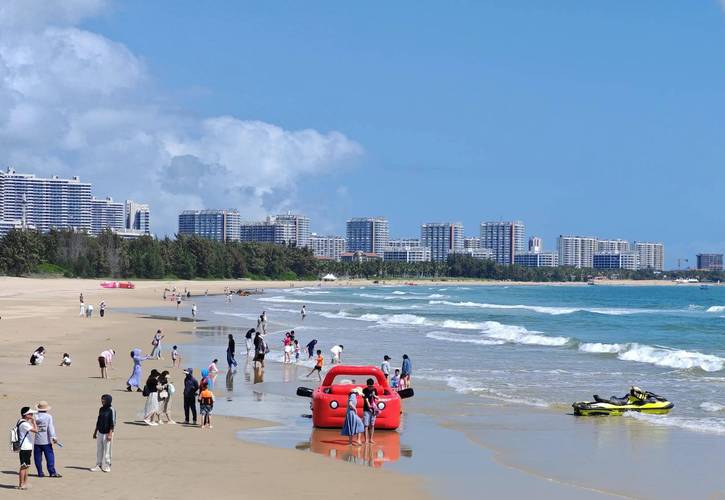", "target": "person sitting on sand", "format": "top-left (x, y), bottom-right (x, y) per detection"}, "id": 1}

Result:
top-left (59, 353), bottom-right (72, 366)
top-left (341, 387), bottom-right (365, 446)
top-left (30, 346), bottom-right (45, 366)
